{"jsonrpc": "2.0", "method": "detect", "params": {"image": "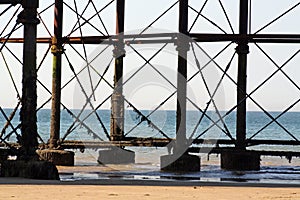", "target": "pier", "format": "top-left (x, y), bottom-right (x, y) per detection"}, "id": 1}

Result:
top-left (1, 0), bottom-right (300, 178)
